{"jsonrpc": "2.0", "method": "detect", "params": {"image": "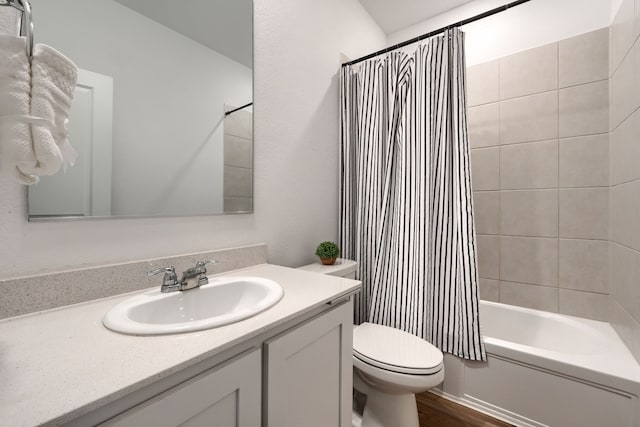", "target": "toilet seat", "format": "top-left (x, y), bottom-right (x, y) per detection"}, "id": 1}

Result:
top-left (353, 322), bottom-right (443, 375)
